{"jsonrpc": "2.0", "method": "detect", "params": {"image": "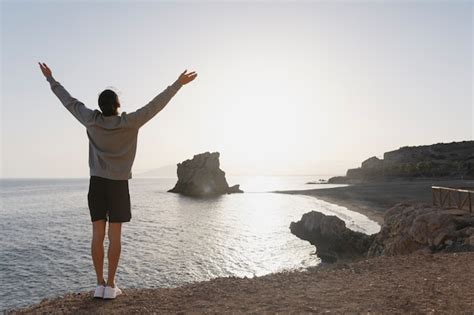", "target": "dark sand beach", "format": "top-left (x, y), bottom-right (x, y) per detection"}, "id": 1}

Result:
top-left (11, 179), bottom-right (474, 314)
top-left (277, 179), bottom-right (474, 225)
